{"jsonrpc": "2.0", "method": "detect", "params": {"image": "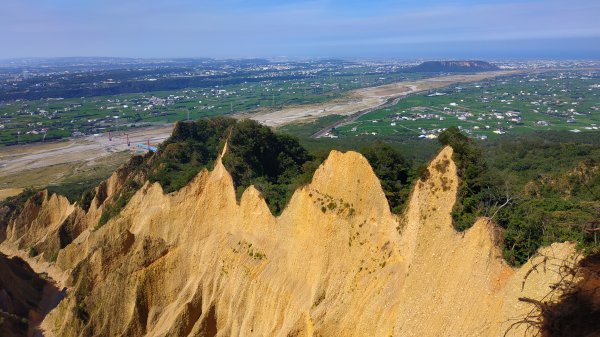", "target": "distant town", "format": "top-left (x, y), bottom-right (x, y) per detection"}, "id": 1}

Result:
top-left (0, 58), bottom-right (599, 145)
